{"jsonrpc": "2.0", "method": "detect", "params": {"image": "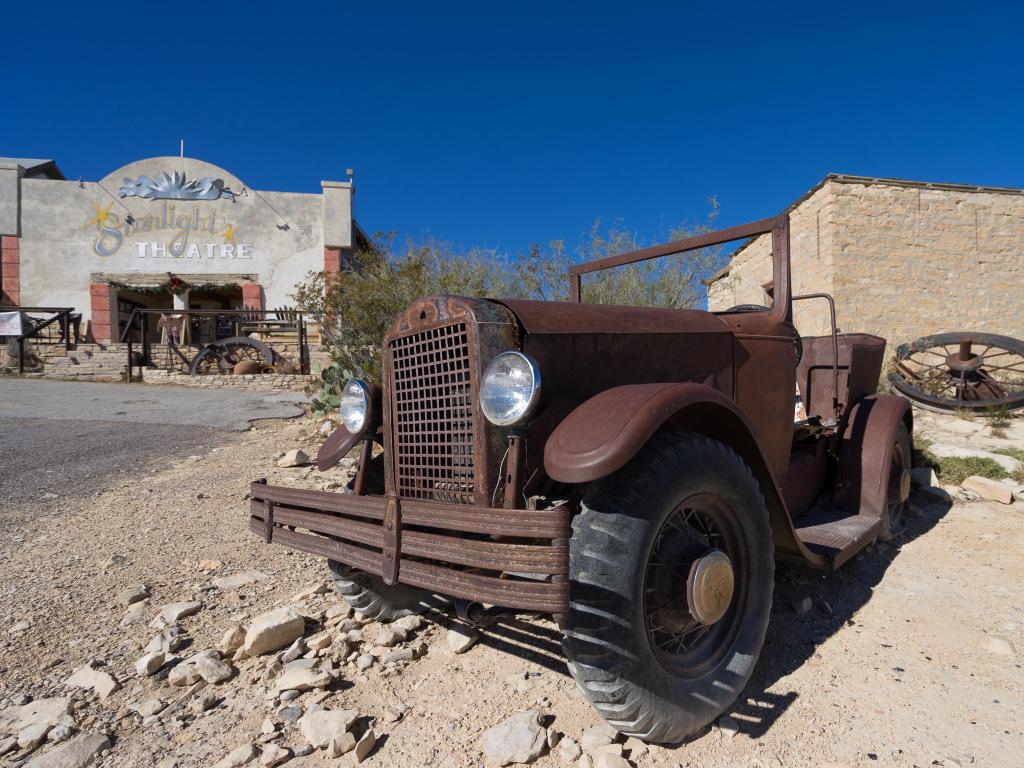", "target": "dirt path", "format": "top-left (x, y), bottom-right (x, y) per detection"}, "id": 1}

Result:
top-left (1, 415), bottom-right (1021, 768)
